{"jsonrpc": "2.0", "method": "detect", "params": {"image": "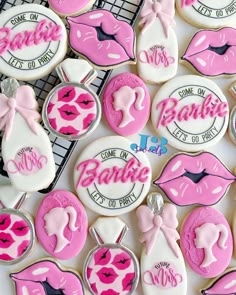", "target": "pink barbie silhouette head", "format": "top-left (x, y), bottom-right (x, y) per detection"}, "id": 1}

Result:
top-left (44, 206), bottom-right (78, 253)
top-left (194, 223), bottom-right (228, 268)
top-left (113, 86), bottom-right (145, 128)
